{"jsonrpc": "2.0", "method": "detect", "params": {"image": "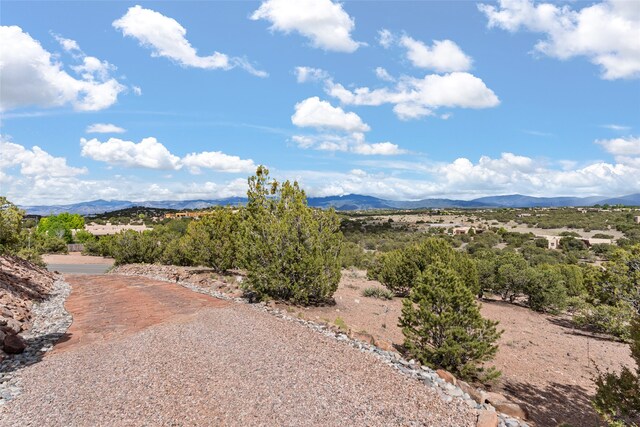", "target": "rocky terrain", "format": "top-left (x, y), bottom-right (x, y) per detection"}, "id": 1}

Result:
top-left (0, 256), bottom-right (57, 357)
